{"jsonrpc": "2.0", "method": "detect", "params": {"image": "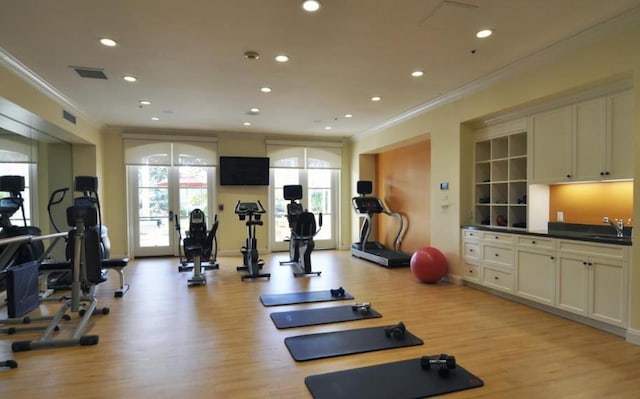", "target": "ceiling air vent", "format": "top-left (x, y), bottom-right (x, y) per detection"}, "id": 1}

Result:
top-left (71, 66), bottom-right (108, 79)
